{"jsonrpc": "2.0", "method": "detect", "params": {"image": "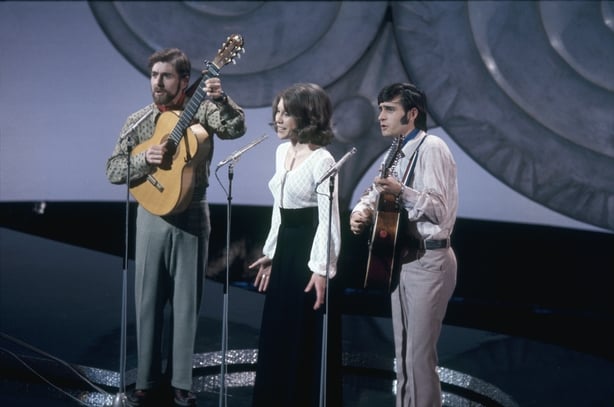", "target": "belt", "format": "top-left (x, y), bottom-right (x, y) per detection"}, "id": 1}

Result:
top-left (416, 238), bottom-right (450, 250)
